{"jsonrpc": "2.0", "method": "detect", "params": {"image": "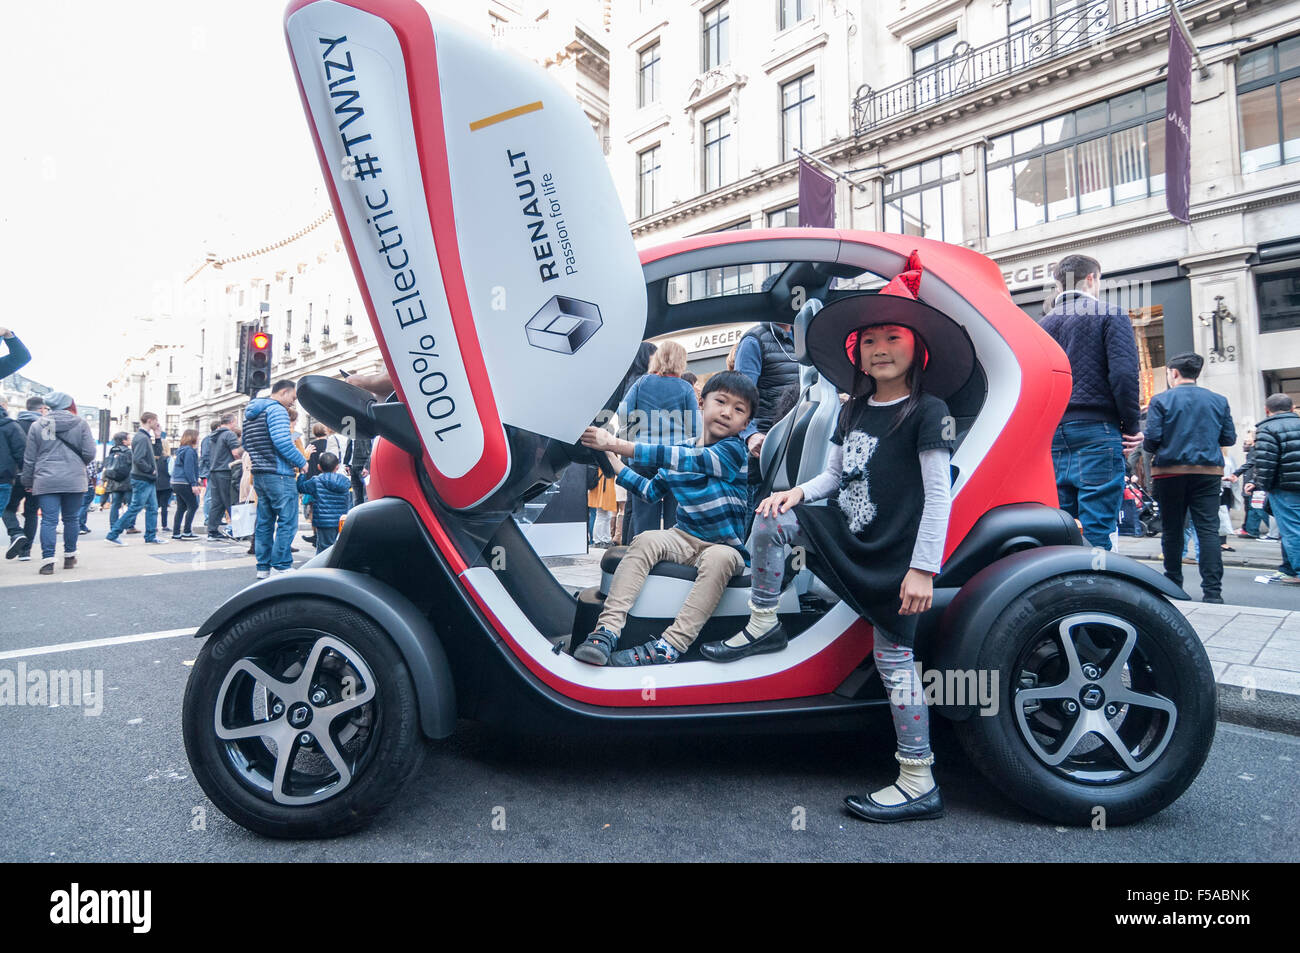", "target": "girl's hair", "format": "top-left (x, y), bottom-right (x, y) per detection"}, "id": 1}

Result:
top-left (650, 340), bottom-right (688, 376)
top-left (836, 324), bottom-right (929, 440)
top-left (180, 429), bottom-right (199, 447)
top-left (312, 422), bottom-right (328, 437)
